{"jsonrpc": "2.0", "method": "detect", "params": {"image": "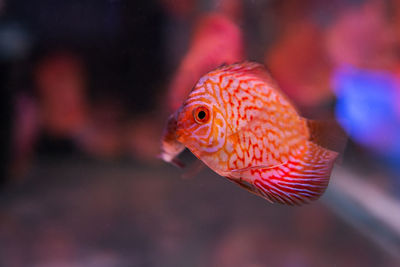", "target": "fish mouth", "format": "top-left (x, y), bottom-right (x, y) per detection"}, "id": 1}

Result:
top-left (160, 113), bottom-right (186, 167)
top-left (159, 136), bottom-right (186, 167)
